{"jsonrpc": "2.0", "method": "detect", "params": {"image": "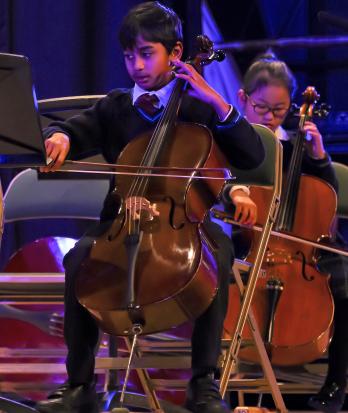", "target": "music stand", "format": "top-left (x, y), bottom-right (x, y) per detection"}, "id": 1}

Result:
top-left (0, 53), bottom-right (47, 168)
